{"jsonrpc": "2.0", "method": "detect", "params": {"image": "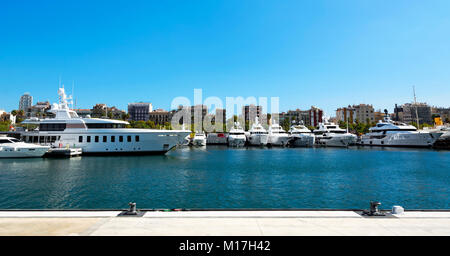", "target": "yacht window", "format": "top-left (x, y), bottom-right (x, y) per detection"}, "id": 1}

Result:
top-left (111, 136), bottom-right (115, 142)
top-left (95, 136), bottom-right (99, 143)
top-left (39, 136), bottom-right (44, 143)
top-left (86, 123), bottom-right (126, 129)
top-left (127, 136), bottom-right (131, 142)
top-left (119, 136), bottom-right (123, 142)
top-left (51, 136), bottom-right (57, 143)
top-left (39, 123), bottom-right (66, 131)
top-left (79, 136), bottom-right (83, 143)
top-left (9, 138), bottom-right (20, 143)
top-left (0, 140), bottom-right (9, 144)
top-left (33, 136), bottom-right (38, 143)
top-left (103, 136), bottom-right (107, 143)
top-left (87, 136), bottom-right (91, 143)
top-left (135, 136), bottom-right (140, 142)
